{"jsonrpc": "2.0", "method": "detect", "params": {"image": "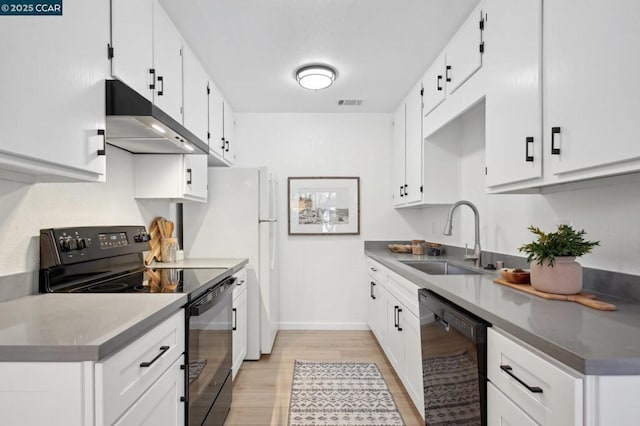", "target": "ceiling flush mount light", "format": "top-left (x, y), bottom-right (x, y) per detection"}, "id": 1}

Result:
top-left (295, 65), bottom-right (336, 90)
